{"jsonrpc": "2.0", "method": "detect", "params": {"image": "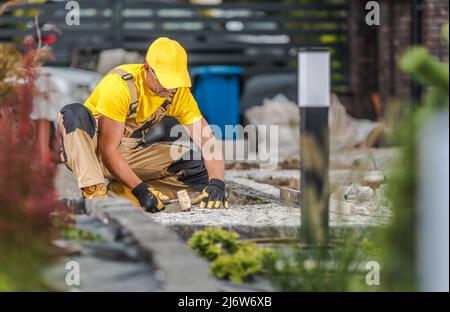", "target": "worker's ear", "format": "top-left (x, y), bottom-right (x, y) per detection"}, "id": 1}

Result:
top-left (144, 63), bottom-right (149, 71)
